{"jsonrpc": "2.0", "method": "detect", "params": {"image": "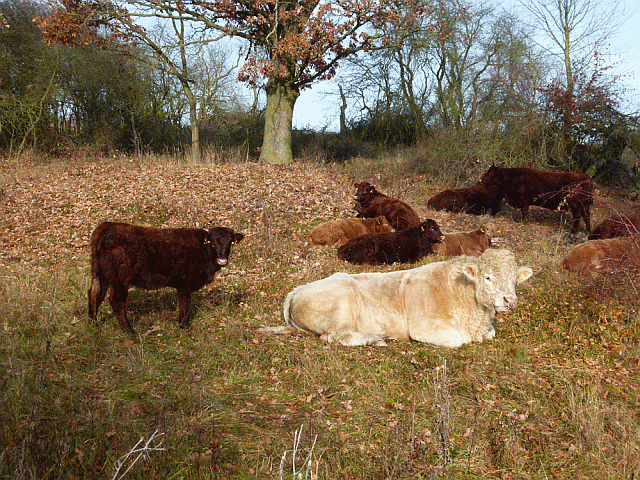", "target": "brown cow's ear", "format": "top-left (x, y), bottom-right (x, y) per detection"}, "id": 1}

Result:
top-left (233, 233), bottom-right (245, 244)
